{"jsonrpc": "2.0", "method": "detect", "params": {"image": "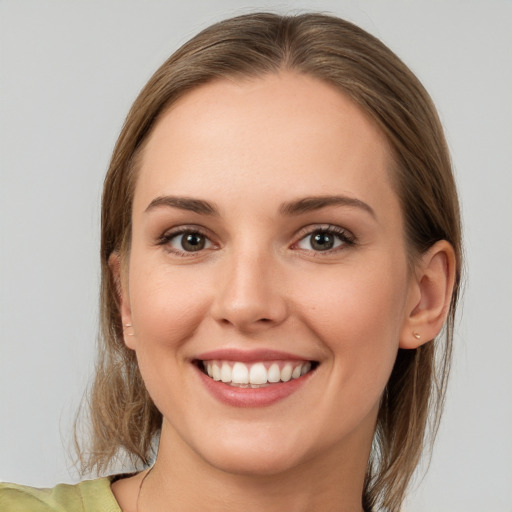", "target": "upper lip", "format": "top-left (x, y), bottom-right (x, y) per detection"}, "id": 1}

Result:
top-left (194, 348), bottom-right (315, 363)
